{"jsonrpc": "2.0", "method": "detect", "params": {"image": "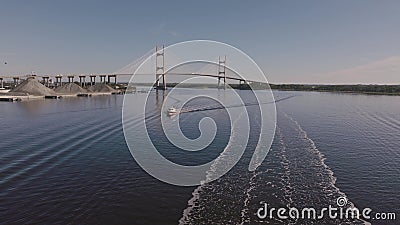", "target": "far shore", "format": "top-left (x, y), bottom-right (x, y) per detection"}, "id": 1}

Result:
top-left (269, 84), bottom-right (400, 96)
top-left (133, 82), bottom-right (400, 96)
top-left (1, 82), bottom-right (400, 102)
